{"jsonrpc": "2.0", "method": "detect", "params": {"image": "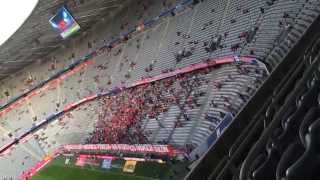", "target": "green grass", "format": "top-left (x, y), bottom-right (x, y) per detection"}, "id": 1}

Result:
top-left (32, 165), bottom-right (153, 180)
top-left (31, 155), bottom-right (188, 180)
